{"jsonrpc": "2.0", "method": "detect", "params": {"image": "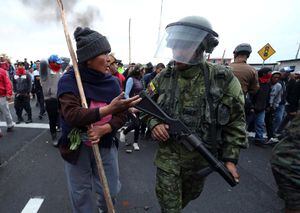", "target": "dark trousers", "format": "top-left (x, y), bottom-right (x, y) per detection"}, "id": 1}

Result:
top-left (14, 94), bottom-right (31, 120)
top-left (123, 112), bottom-right (140, 143)
top-left (246, 111), bottom-right (256, 132)
top-left (265, 109), bottom-right (275, 139)
top-left (36, 90), bottom-right (45, 116)
top-left (45, 98), bottom-right (59, 134)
